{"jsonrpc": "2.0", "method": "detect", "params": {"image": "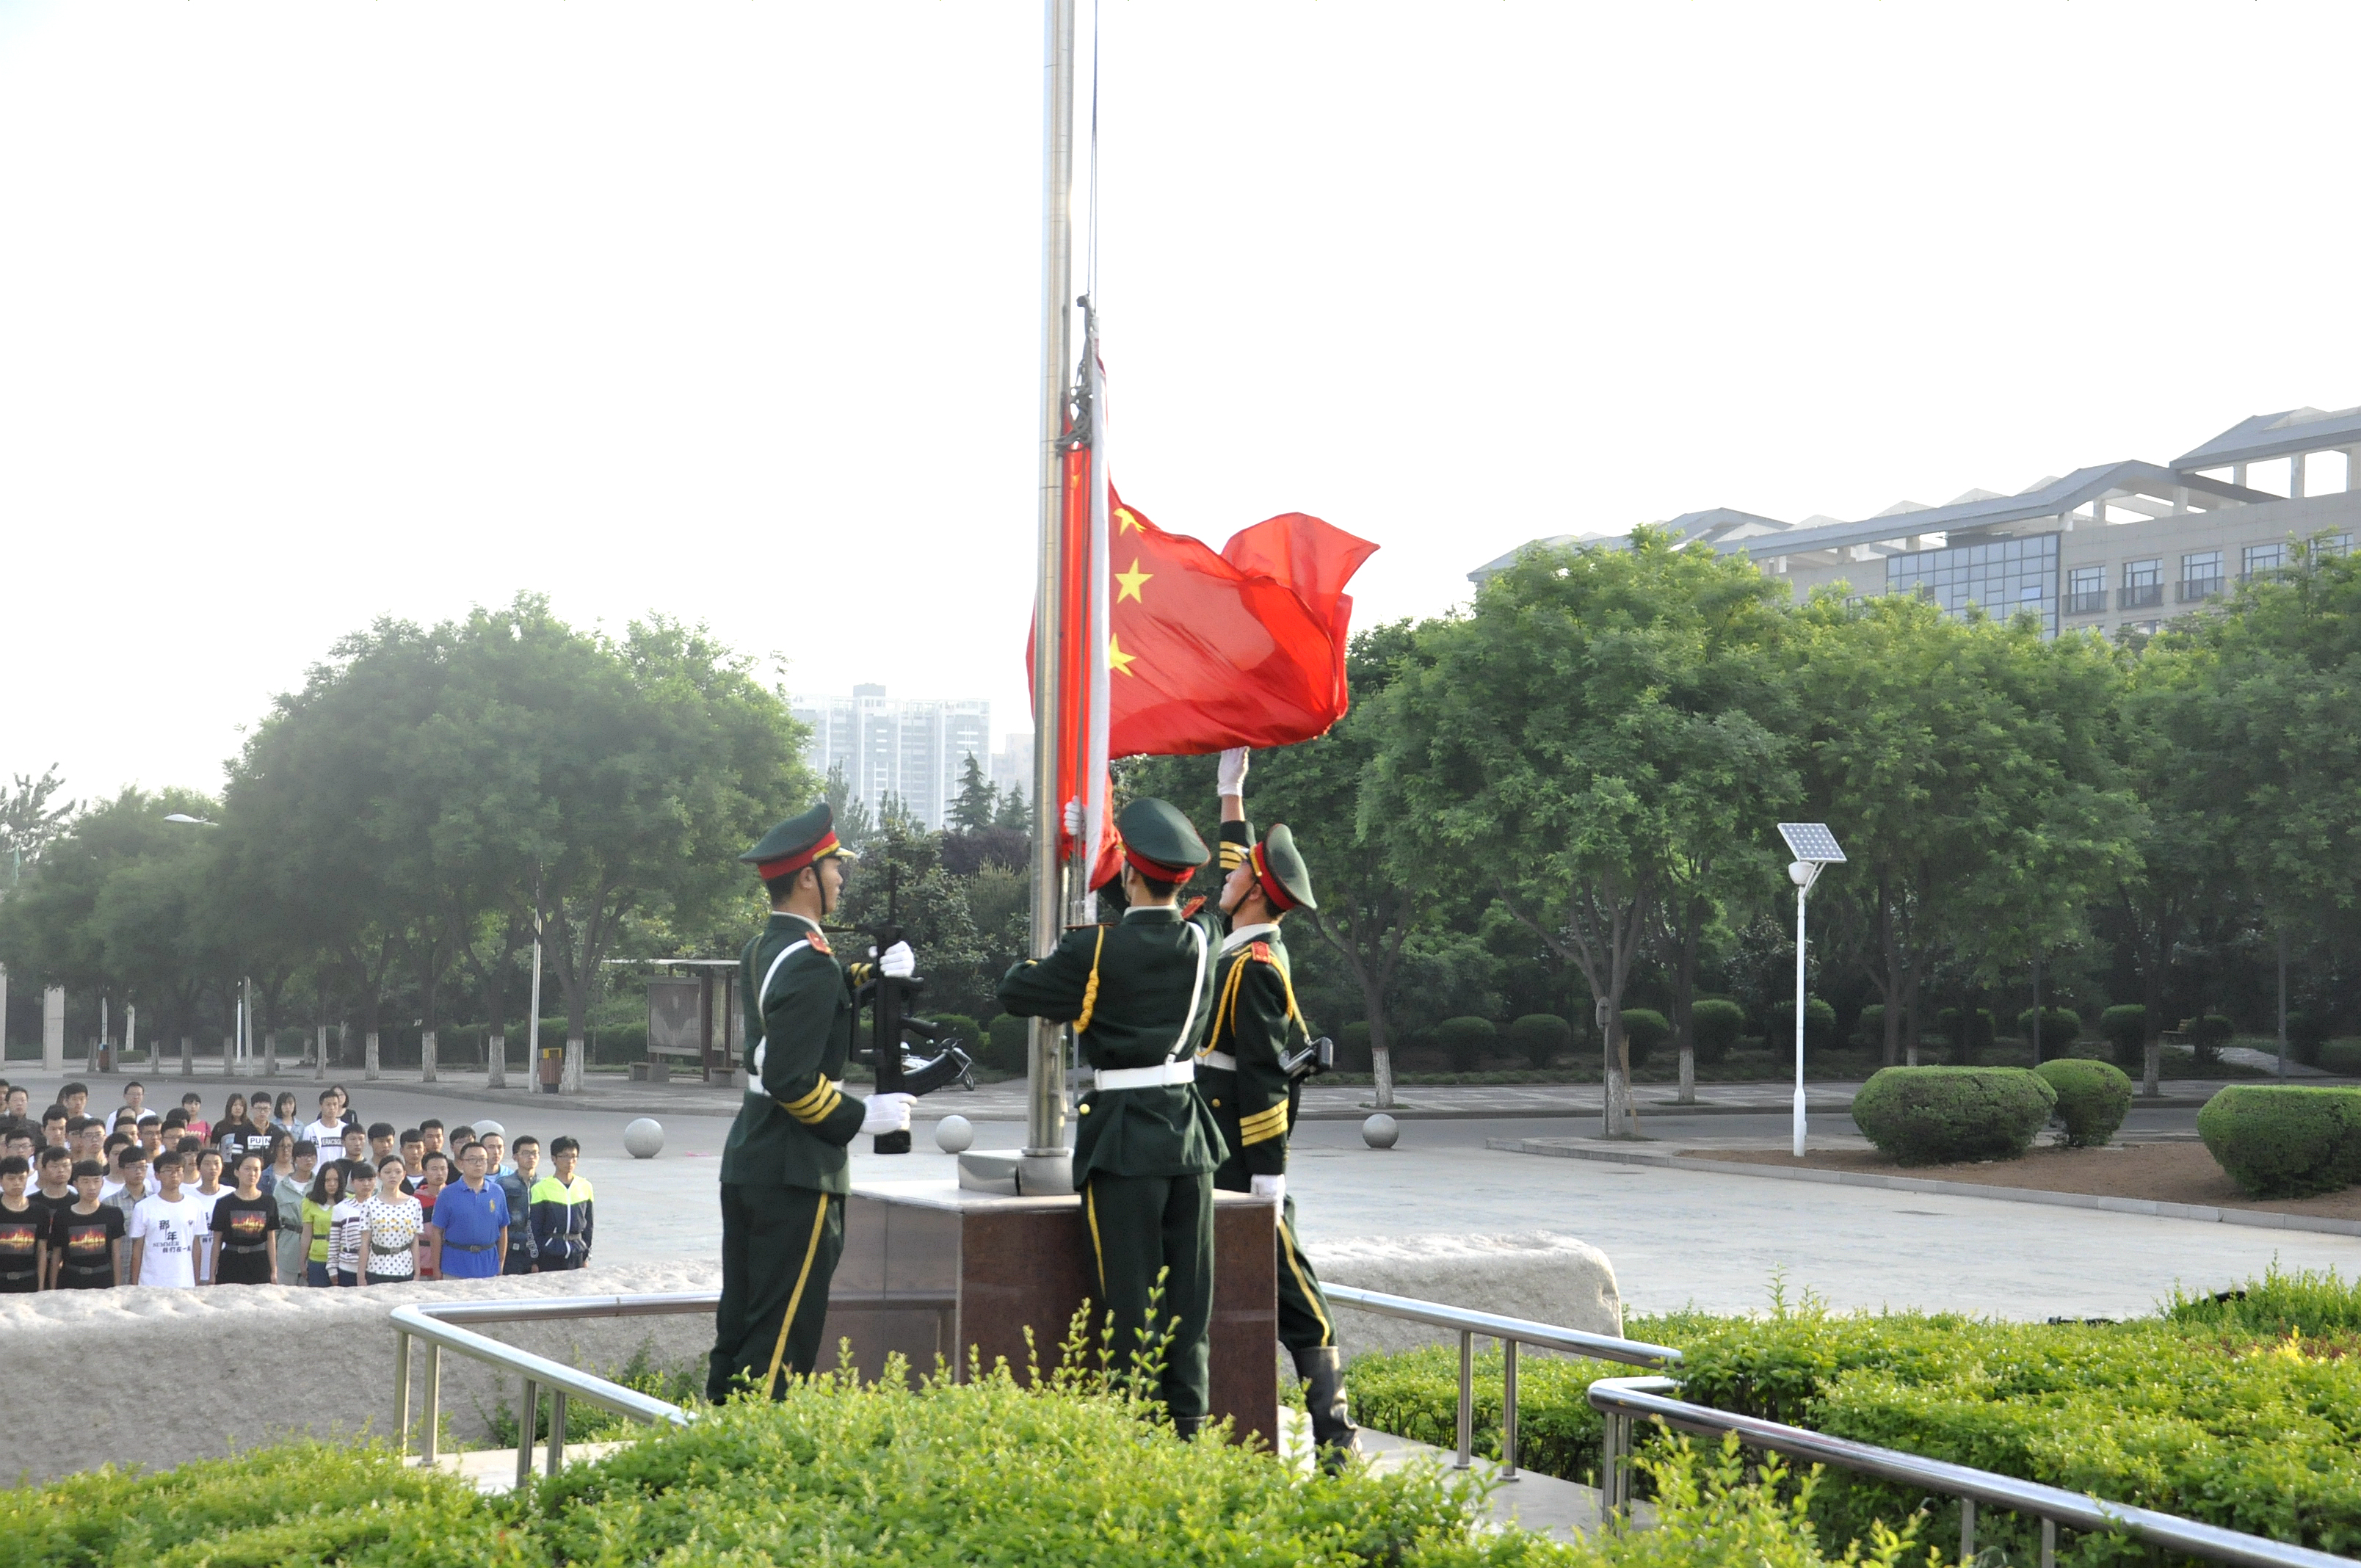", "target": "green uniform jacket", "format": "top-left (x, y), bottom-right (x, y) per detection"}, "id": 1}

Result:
top-left (997, 904), bottom-right (1227, 1180)
top-left (720, 912), bottom-right (869, 1194)
top-left (1200, 922), bottom-right (1308, 1180)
